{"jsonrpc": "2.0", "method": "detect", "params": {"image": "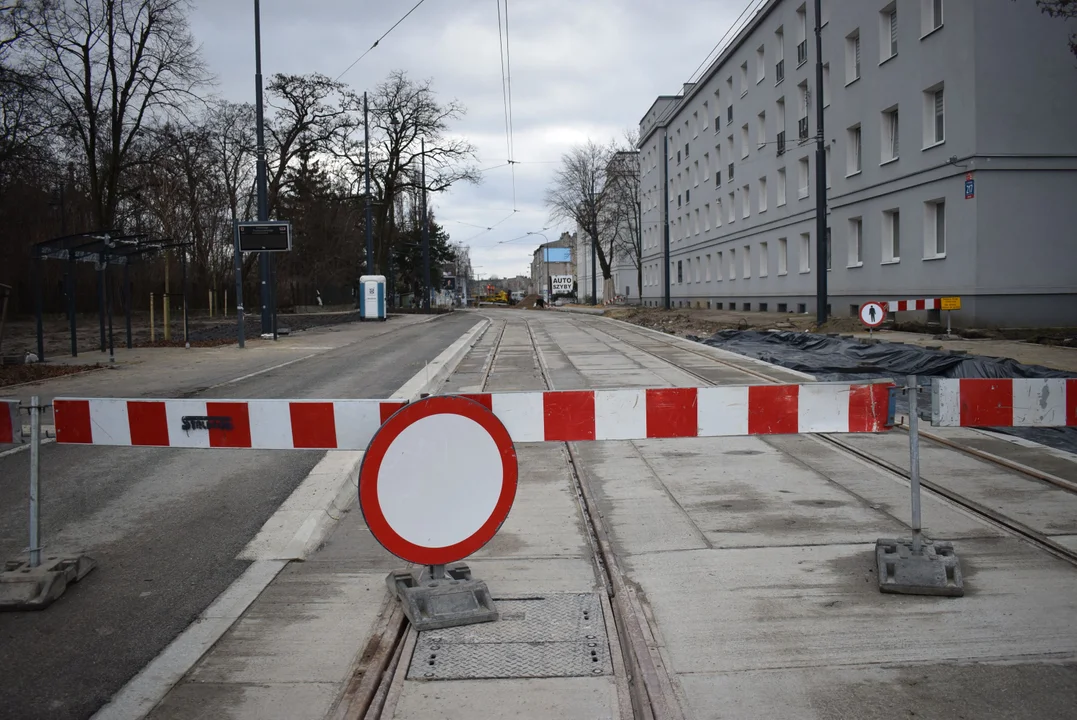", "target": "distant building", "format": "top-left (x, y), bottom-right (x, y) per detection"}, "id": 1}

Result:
top-left (638, 0), bottom-right (1077, 325)
top-left (532, 232), bottom-right (576, 299)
